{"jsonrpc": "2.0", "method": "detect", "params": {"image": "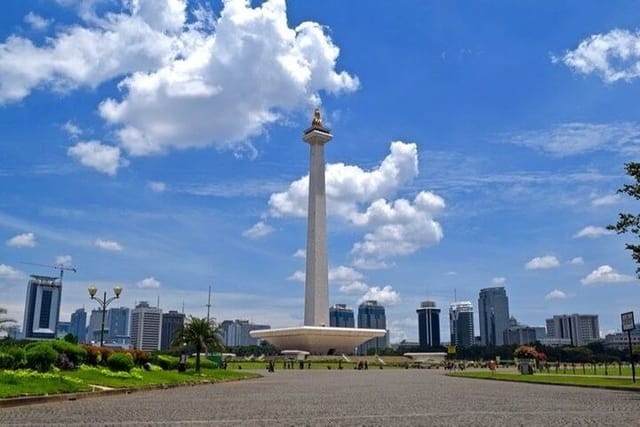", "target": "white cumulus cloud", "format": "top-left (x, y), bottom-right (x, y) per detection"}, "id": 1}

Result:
top-left (328, 266), bottom-right (363, 284)
top-left (136, 276), bottom-right (161, 288)
top-left (293, 249), bottom-right (306, 258)
top-left (24, 12), bottom-right (51, 31)
top-left (6, 232), bottom-right (36, 248)
top-left (287, 270), bottom-right (305, 283)
top-left (574, 225), bottom-right (614, 239)
top-left (242, 221), bottom-right (274, 239)
top-left (491, 277), bottom-right (506, 286)
top-left (1, 0), bottom-right (358, 163)
top-left (67, 141), bottom-right (126, 175)
top-left (55, 255), bottom-right (73, 266)
top-left (359, 285), bottom-right (400, 306)
top-left (148, 181), bottom-right (167, 192)
top-left (557, 29), bottom-right (640, 83)
top-left (268, 141), bottom-right (444, 266)
top-left (525, 255), bottom-right (560, 270)
top-left (95, 238), bottom-right (123, 251)
top-left (0, 264), bottom-right (25, 280)
top-left (545, 289), bottom-right (567, 300)
top-left (581, 265), bottom-right (634, 286)
top-left (569, 257), bottom-right (584, 266)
